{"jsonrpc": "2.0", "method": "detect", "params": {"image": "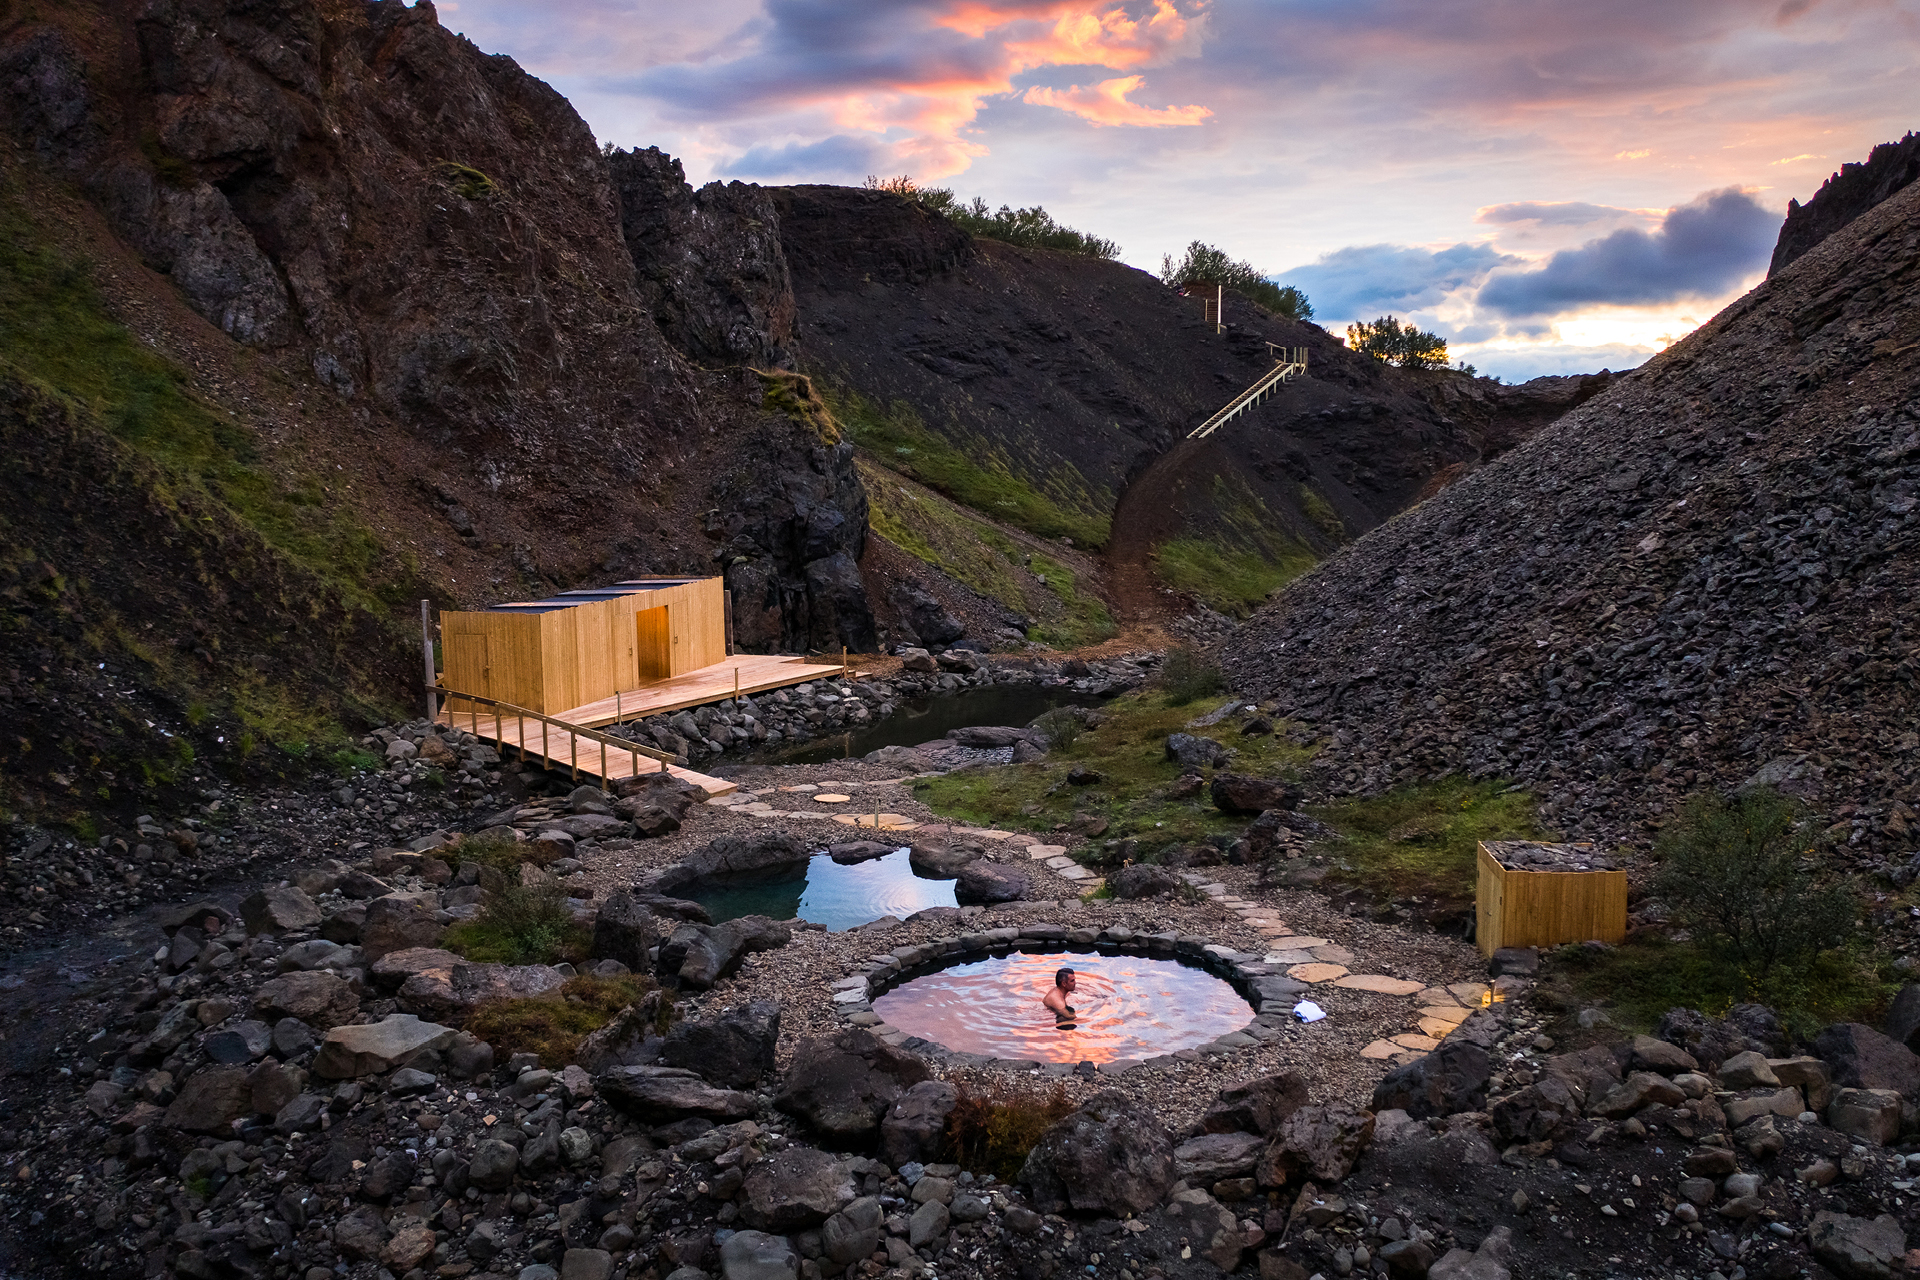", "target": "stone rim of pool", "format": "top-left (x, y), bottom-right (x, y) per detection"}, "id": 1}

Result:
top-left (828, 924), bottom-right (1313, 1072)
